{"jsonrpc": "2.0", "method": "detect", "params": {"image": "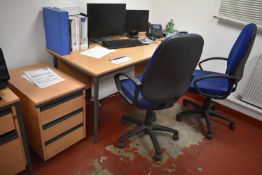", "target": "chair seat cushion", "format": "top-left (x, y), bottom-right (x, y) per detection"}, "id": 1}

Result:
top-left (120, 76), bottom-right (159, 109)
top-left (189, 70), bottom-right (230, 96)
